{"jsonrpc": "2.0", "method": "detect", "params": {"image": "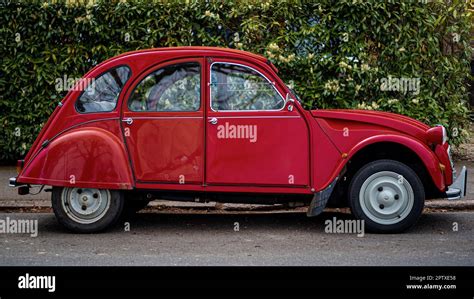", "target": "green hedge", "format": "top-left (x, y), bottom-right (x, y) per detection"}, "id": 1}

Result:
top-left (0, 0), bottom-right (472, 162)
